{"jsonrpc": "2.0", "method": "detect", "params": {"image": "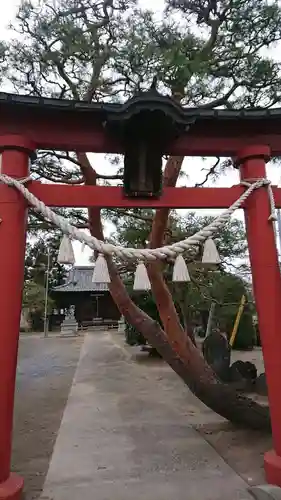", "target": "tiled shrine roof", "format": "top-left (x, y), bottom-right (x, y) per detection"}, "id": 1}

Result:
top-left (53, 266), bottom-right (109, 293)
